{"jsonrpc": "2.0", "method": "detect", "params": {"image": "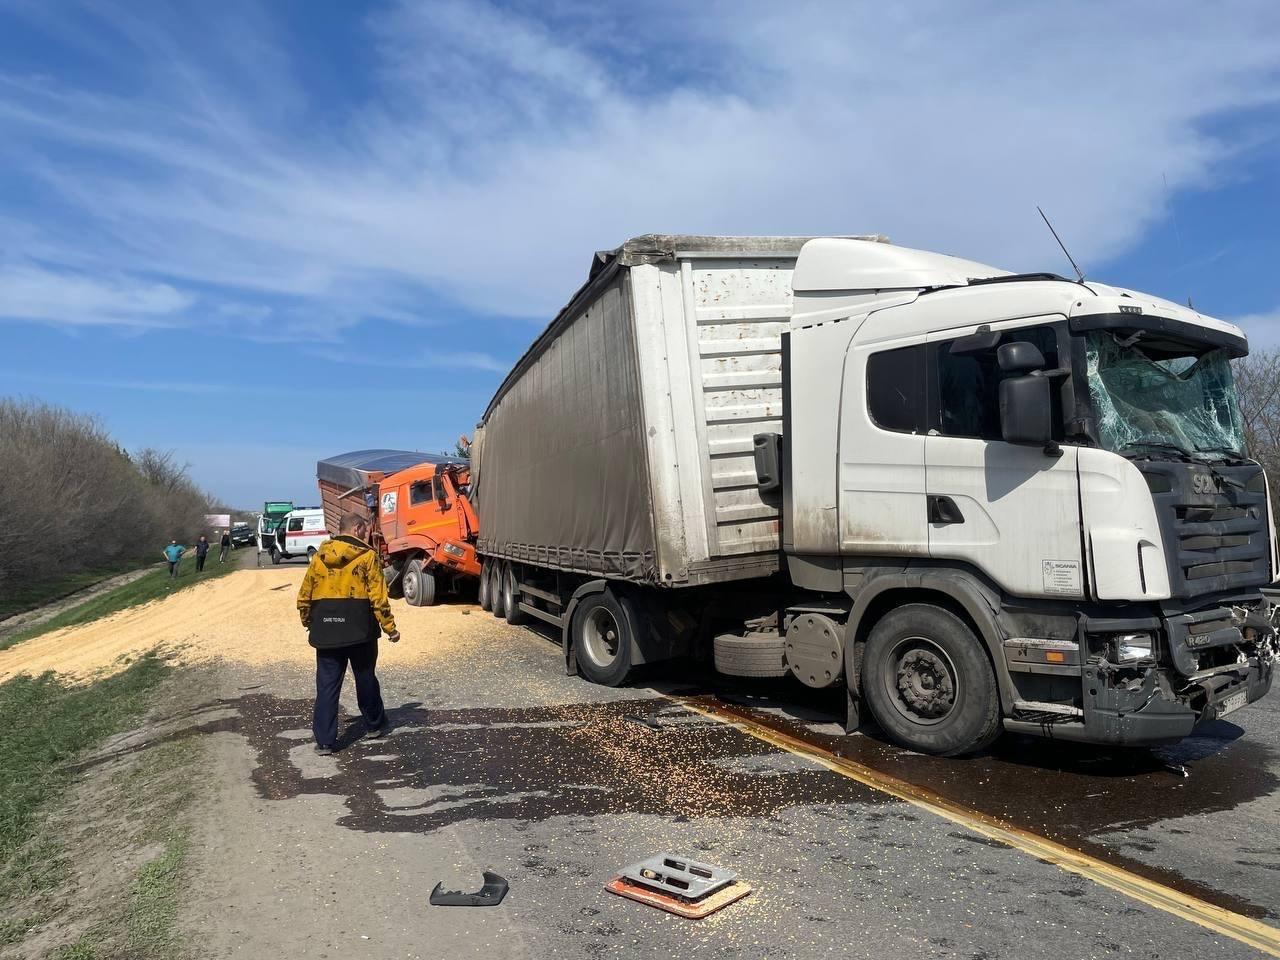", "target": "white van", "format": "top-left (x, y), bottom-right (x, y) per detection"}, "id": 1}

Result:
top-left (271, 508), bottom-right (329, 564)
